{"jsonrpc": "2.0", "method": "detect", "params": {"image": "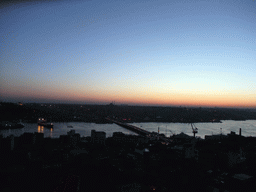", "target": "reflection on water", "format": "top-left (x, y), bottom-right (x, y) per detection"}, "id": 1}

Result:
top-left (50, 128), bottom-right (53, 138)
top-left (0, 120), bottom-right (256, 139)
top-left (38, 125), bottom-right (44, 133)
